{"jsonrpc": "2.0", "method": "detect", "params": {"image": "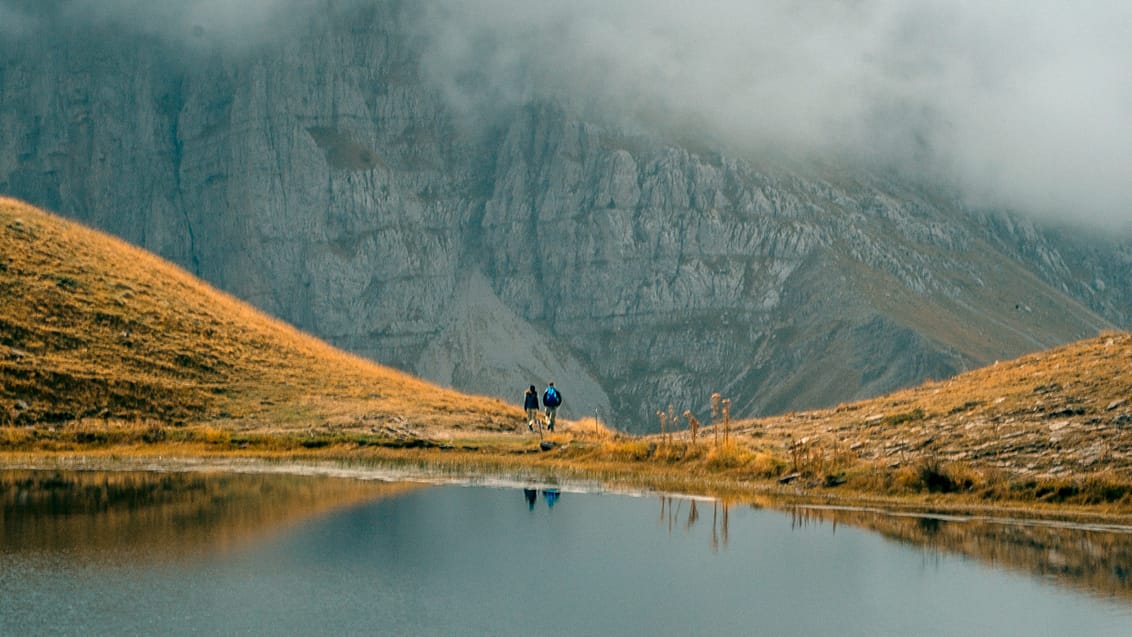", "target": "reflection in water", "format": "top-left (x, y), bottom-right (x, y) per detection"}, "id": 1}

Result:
top-left (521, 487), bottom-right (561, 510)
top-left (786, 504), bottom-right (1132, 602)
top-left (2, 475), bottom-right (1130, 636)
top-left (658, 496), bottom-right (729, 552)
top-left (0, 470), bottom-right (413, 560)
top-left (656, 494), bottom-right (1132, 603)
top-left (543, 488), bottom-right (560, 508)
